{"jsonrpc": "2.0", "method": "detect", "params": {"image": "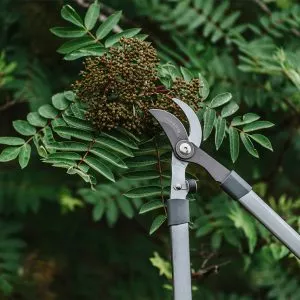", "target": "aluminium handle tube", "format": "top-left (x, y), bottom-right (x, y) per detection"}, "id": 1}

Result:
top-left (221, 171), bottom-right (300, 258)
top-left (167, 199), bottom-right (192, 300)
